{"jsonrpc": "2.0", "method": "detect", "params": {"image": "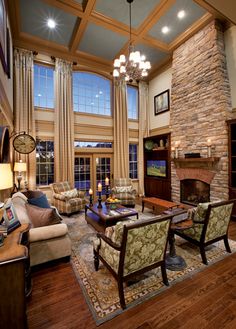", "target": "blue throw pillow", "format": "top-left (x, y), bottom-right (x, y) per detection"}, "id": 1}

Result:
top-left (28, 194), bottom-right (51, 209)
